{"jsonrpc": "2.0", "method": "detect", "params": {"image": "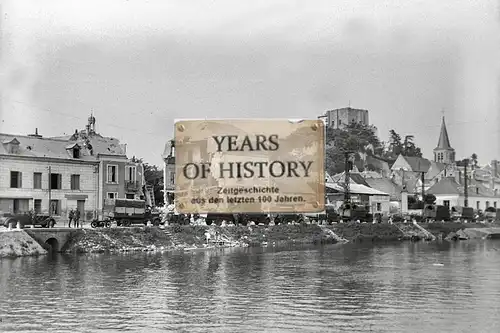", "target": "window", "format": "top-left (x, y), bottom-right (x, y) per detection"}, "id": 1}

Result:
top-left (126, 193), bottom-right (135, 199)
top-left (33, 172), bottom-right (42, 189)
top-left (125, 166), bottom-right (136, 182)
top-left (107, 165), bottom-right (118, 183)
top-left (107, 192), bottom-right (118, 199)
top-left (486, 201), bottom-right (490, 208)
top-left (495, 202), bottom-right (497, 209)
top-left (50, 200), bottom-right (60, 216)
top-left (376, 203), bottom-right (381, 211)
top-left (34, 199), bottom-right (42, 213)
top-left (476, 188), bottom-right (479, 194)
top-left (50, 173), bottom-right (62, 189)
top-left (13, 199), bottom-right (29, 213)
top-left (443, 200), bottom-right (450, 208)
top-left (169, 170), bottom-right (175, 185)
top-left (73, 147), bottom-right (80, 158)
top-left (10, 171), bottom-right (22, 188)
top-left (71, 174), bottom-right (80, 190)
top-left (476, 201), bottom-right (480, 210)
